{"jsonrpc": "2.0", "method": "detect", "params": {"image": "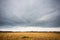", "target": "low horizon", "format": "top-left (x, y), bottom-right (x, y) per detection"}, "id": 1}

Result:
top-left (0, 26), bottom-right (60, 32)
